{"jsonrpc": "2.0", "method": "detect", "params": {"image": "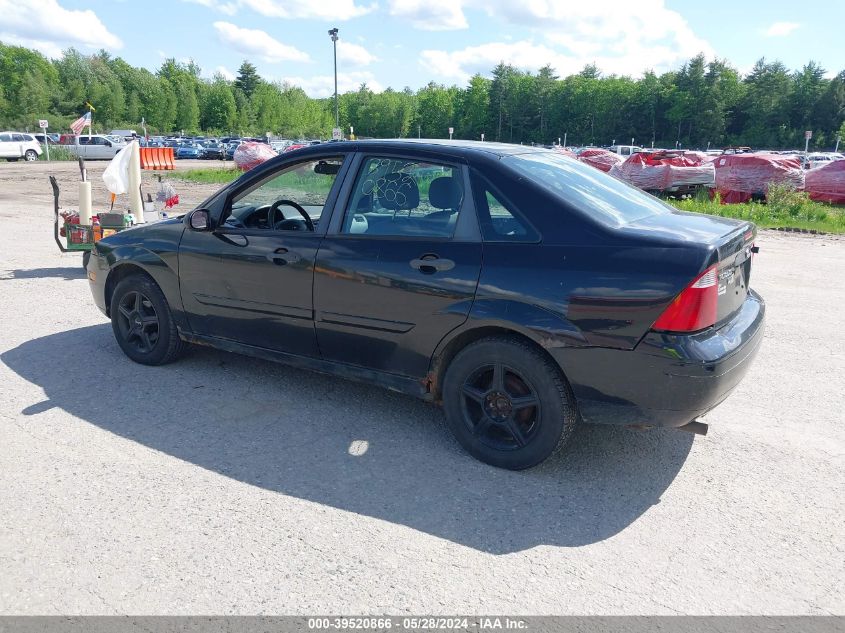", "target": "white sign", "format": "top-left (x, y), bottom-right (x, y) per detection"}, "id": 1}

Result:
top-left (805, 130), bottom-right (812, 140)
top-left (481, 133), bottom-right (485, 142)
top-left (38, 119), bottom-right (48, 129)
top-left (448, 127), bottom-right (454, 134)
top-left (332, 127), bottom-right (342, 140)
